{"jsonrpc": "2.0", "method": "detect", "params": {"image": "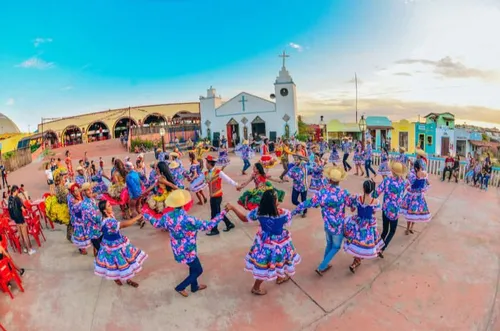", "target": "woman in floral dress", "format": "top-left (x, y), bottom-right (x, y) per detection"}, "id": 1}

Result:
top-left (377, 147), bottom-right (391, 178)
top-left (80, 182), bottom-right (103, 256)
top-left (401, 161), bottom-right (431, 235)
top-left (237, 163), bottom-right (284, 210)
top-left (142, 161), bottom-right (179, 221)
top-left (89, 164), bottom-right (109, 197)
top-left (94, 200), bottom-right (148, 288)
top-left (216, 144), bottom-right (230, 171)
top-left (344, 180), bottom-right (384, 273)
top-left (102, 159), bottom-right (130, 218)
top-left (45, 168), bottom-right (71, 229)
top-left (67, 183), bottom-right (90, 255)
top-left (169, 161), bottom-right (186, 189)
top-left (143, 189), bottom-right (226, 297)
top-left (353, 142), bottom-right (365, 177)
top-left (328, 143), bottom-right (341, 166)
top-left (229, 189), bottom-right (301, 295)
top-left (187, 152), bottom-right (208, 205)
top-left (308, 153), bottom-right (326, 194)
